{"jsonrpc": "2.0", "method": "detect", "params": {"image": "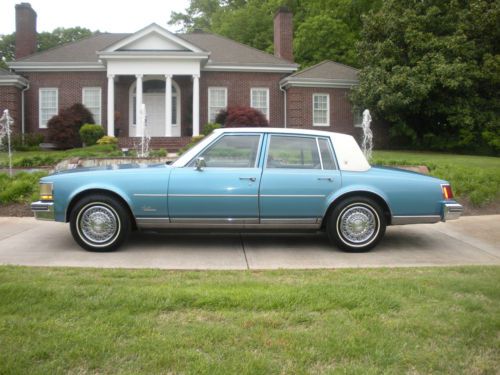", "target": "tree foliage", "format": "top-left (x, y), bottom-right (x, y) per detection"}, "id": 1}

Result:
top-left (169, 0), bottom-right (381, 67)
top-left (0, 27), bottom-right (95, 69)
top-left (352, 0), bottom-right (500, 154)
